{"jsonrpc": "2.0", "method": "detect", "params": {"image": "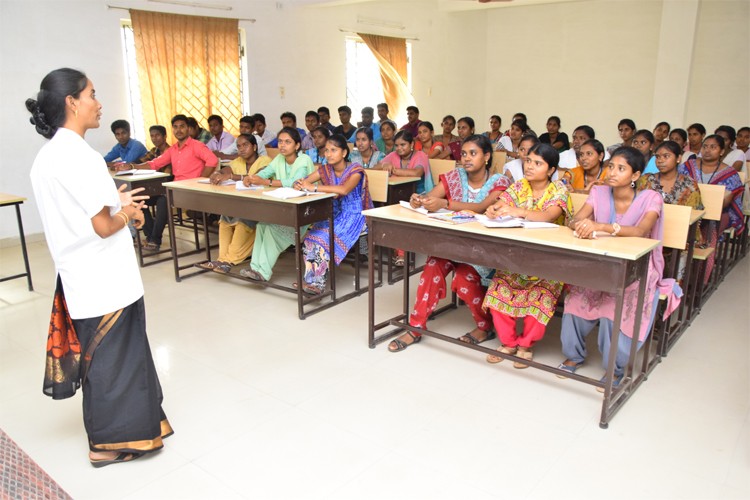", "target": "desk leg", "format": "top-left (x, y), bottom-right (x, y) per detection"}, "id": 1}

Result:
top-left (167, 189), bottom-right (181, 282)
top-left (368, 231), bottom-right (376, 348)
top-left (201, 212), bottom-right (211, 261)
top-left (328, 212), bottom-right (336, 301)
top-left (296, 227), bottom-right (304, 320)
top-left (15, 204), bottom-right (33, 291)
top-left (677, 224), bottom-right (697, 328)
